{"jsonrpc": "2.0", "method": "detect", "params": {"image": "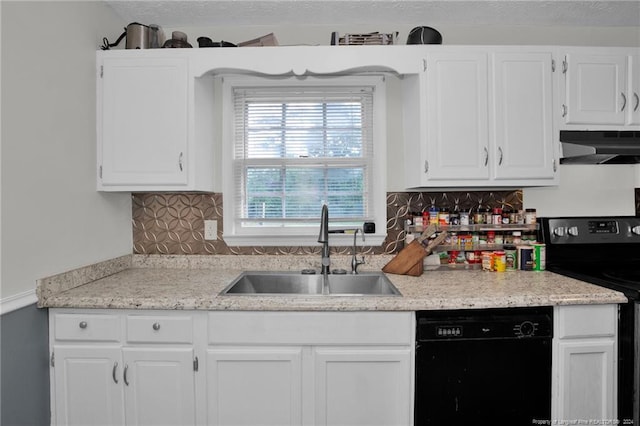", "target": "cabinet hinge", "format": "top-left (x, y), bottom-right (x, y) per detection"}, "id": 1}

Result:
top-left (193, 356), bottom-right (199, 372)
top-left (99, 165), bottom-right (102, 179)
top-left (100, 65), bottom-right (103, 78)
top-left (562, 56), bottom-right (568, 74)
top-left (50, 352), bottom-right (55, 367)
top-left (424, 160), bottom-right (429, 174)
top-left (551, 59), bottom-right (556, 73)
top-left (422, 59), bottom-right (427, 72)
